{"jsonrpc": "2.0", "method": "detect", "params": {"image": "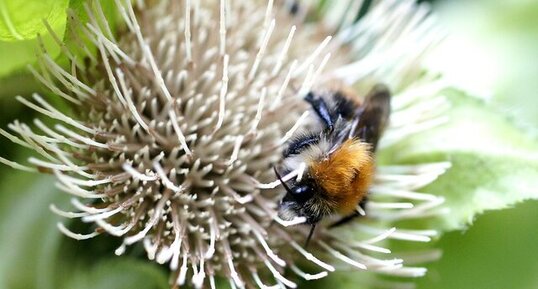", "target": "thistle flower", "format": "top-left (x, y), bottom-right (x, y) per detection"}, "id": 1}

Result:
top-left (0, 0), bottom-right (451, 288)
